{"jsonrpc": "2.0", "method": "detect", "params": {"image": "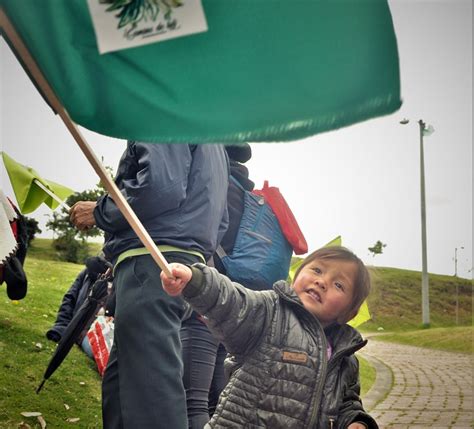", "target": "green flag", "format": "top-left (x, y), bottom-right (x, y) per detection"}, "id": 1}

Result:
top-left (1, 0), bottom-right (401, 144)
top-left (1, 152), bottom-right (74, 214)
